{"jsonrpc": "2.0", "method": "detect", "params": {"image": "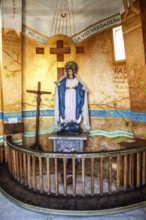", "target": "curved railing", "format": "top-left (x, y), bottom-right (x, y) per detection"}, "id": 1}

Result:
top-left (5, 136), bottom-right (146, 197)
